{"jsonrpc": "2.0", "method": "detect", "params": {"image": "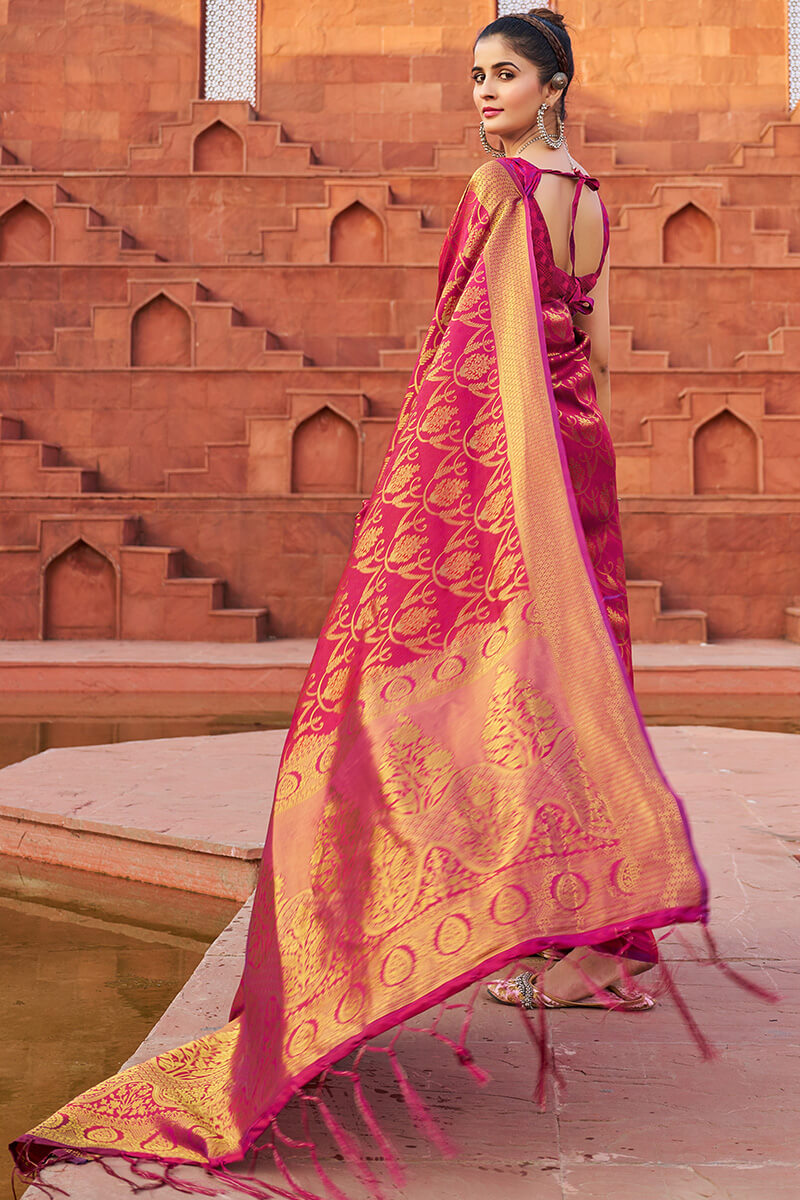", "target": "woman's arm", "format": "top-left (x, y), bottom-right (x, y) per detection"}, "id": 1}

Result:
top-left (572, 252), bottom-right (611, 429)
